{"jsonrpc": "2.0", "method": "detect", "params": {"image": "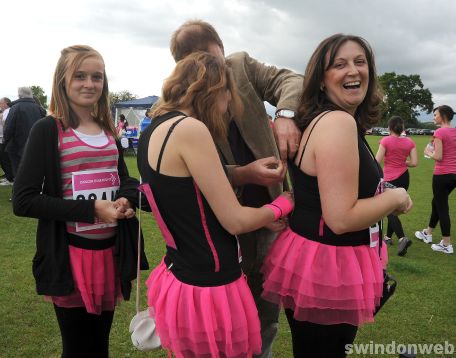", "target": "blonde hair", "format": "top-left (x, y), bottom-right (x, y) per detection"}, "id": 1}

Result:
top-left (49, 45), bottom-right (115, 136)
top-left (152, 52), bottom-right (242, 140)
